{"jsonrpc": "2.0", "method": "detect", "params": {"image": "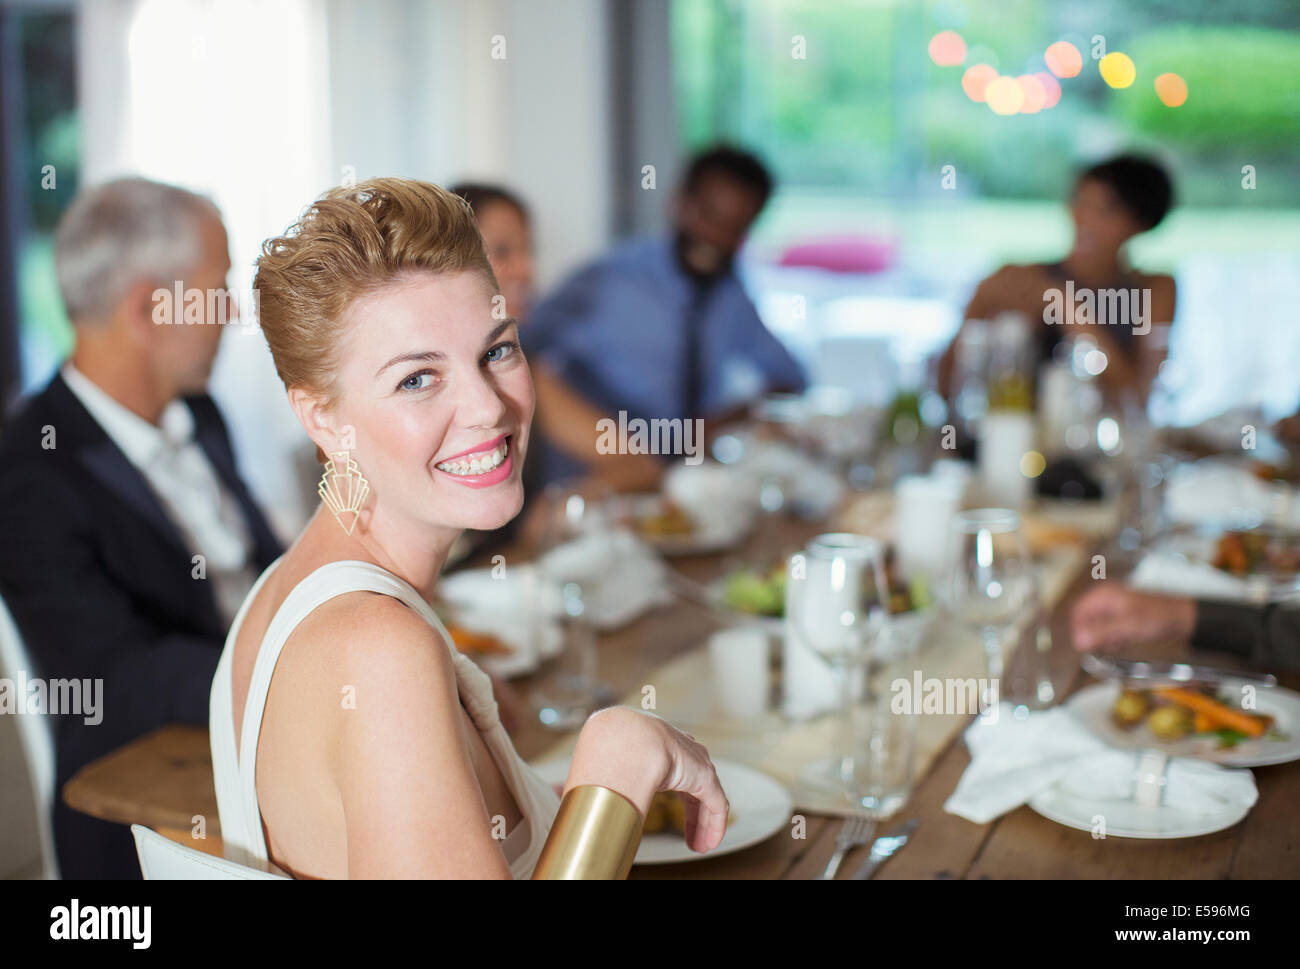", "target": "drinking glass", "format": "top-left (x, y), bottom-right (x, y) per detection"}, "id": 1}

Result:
top-left (844, 645), bottom-right (918, 818)
top-left (945, 509), bottom-right (1036, 716)
top-left (530, 483), bottom-right (615, 729)
top-left (787, 533), bottom-right (892, 804)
